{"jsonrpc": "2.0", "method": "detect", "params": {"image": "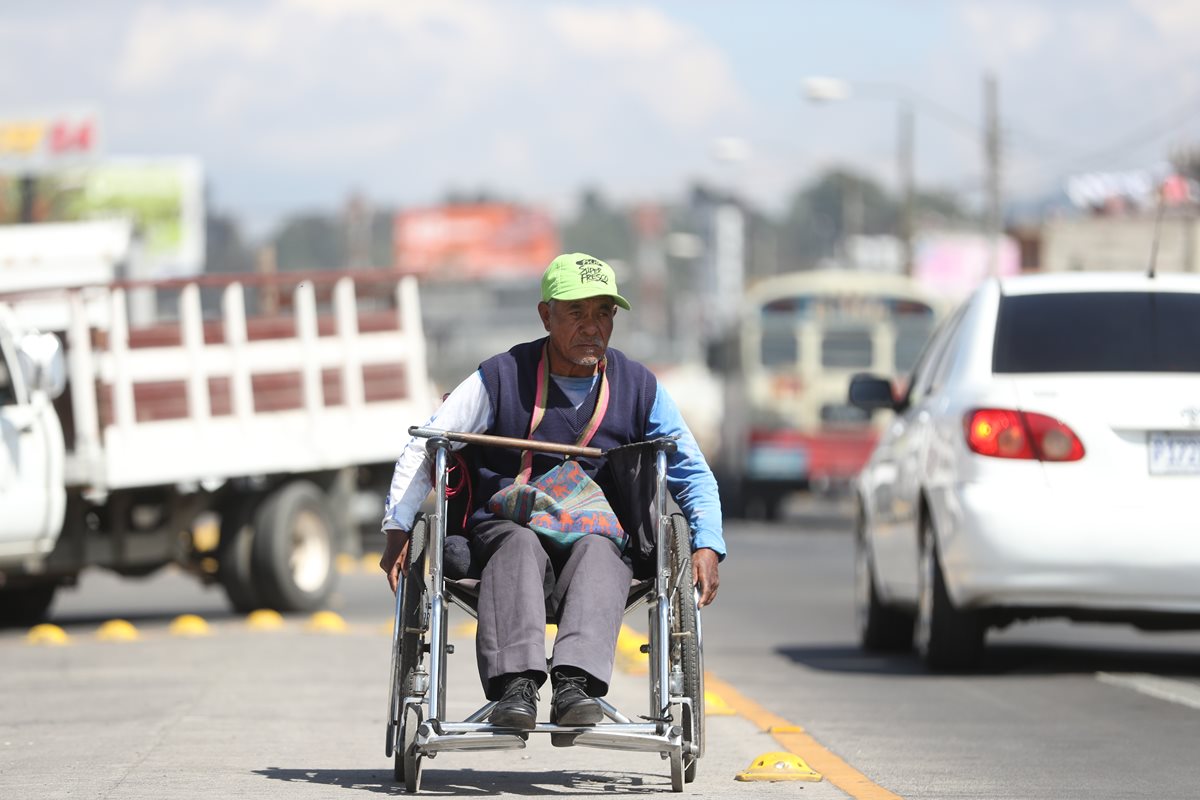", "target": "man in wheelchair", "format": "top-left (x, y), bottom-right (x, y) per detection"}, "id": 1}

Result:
top-left (380, 252), bottom-right (724, 733)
